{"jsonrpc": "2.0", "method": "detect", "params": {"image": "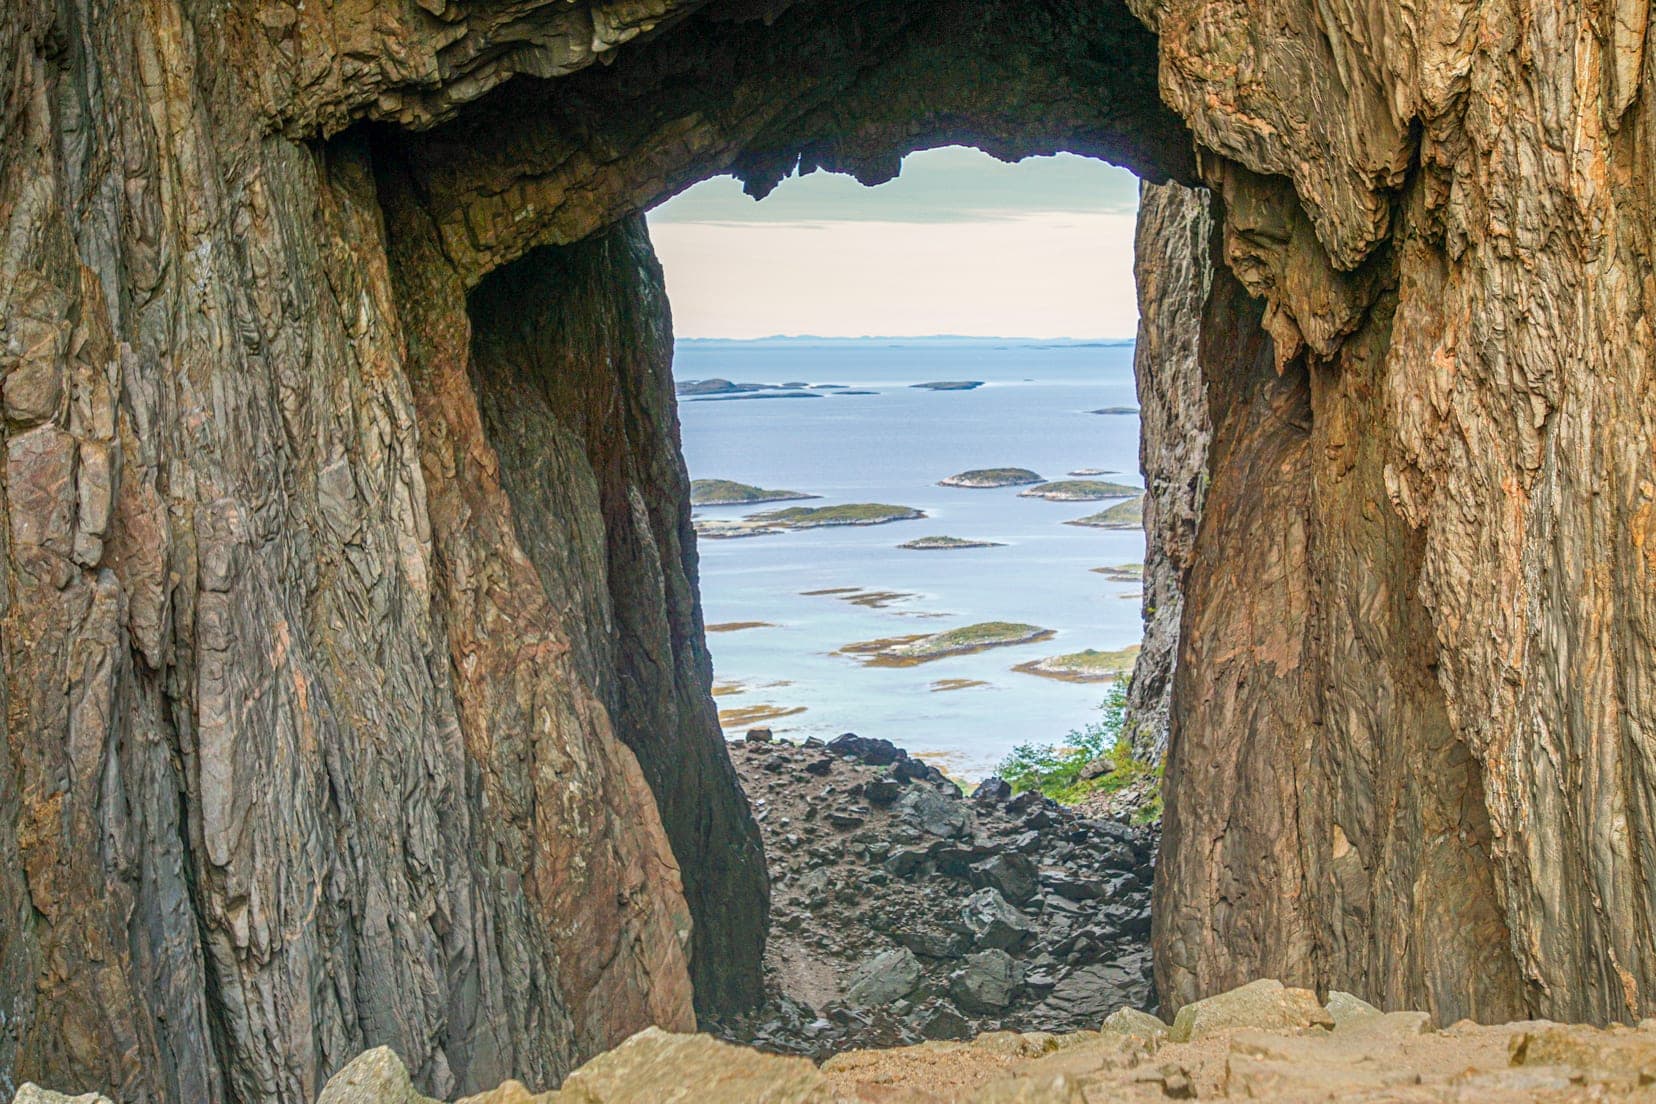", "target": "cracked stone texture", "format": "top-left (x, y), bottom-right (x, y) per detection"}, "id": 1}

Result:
top-left (1121, 180), bottom-right (1212, 762)
top-left (6, 0), bottom-right (1656, 1098)
top-left (302, 995), bottom-right (1656, 1102)
top-left (0, 3), bottom-right (1184, 1100)
top-left (1134, 0), bottom-right (1656, 1032)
